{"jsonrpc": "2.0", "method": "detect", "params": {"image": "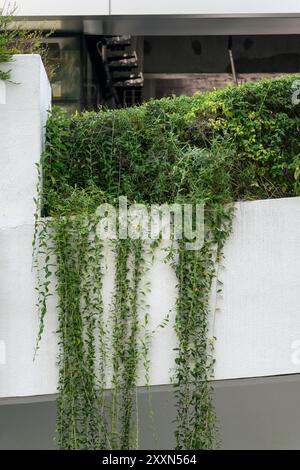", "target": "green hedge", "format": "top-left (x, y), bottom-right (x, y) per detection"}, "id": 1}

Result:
top-left (43, 74), bottom-right (300, 214)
